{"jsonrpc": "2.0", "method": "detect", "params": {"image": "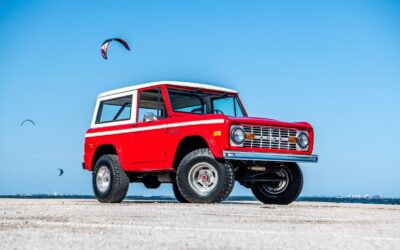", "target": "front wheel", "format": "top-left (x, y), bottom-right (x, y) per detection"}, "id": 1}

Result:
top-left (251, 163), bottom-right (303, 205)
top-left (172, 182), bottom-right (188, 203)
top-left (176, 148), bottom-right (235, 203)
top-left (92, 154), bottom-right (129, 203)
